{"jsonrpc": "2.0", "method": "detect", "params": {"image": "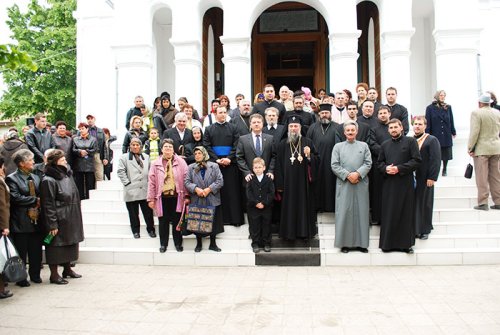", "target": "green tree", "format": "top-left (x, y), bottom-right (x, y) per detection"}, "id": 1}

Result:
top-left (0, 0), bottom-right (76, 126)
top-left (0, 44), bottom-right (37, 71)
